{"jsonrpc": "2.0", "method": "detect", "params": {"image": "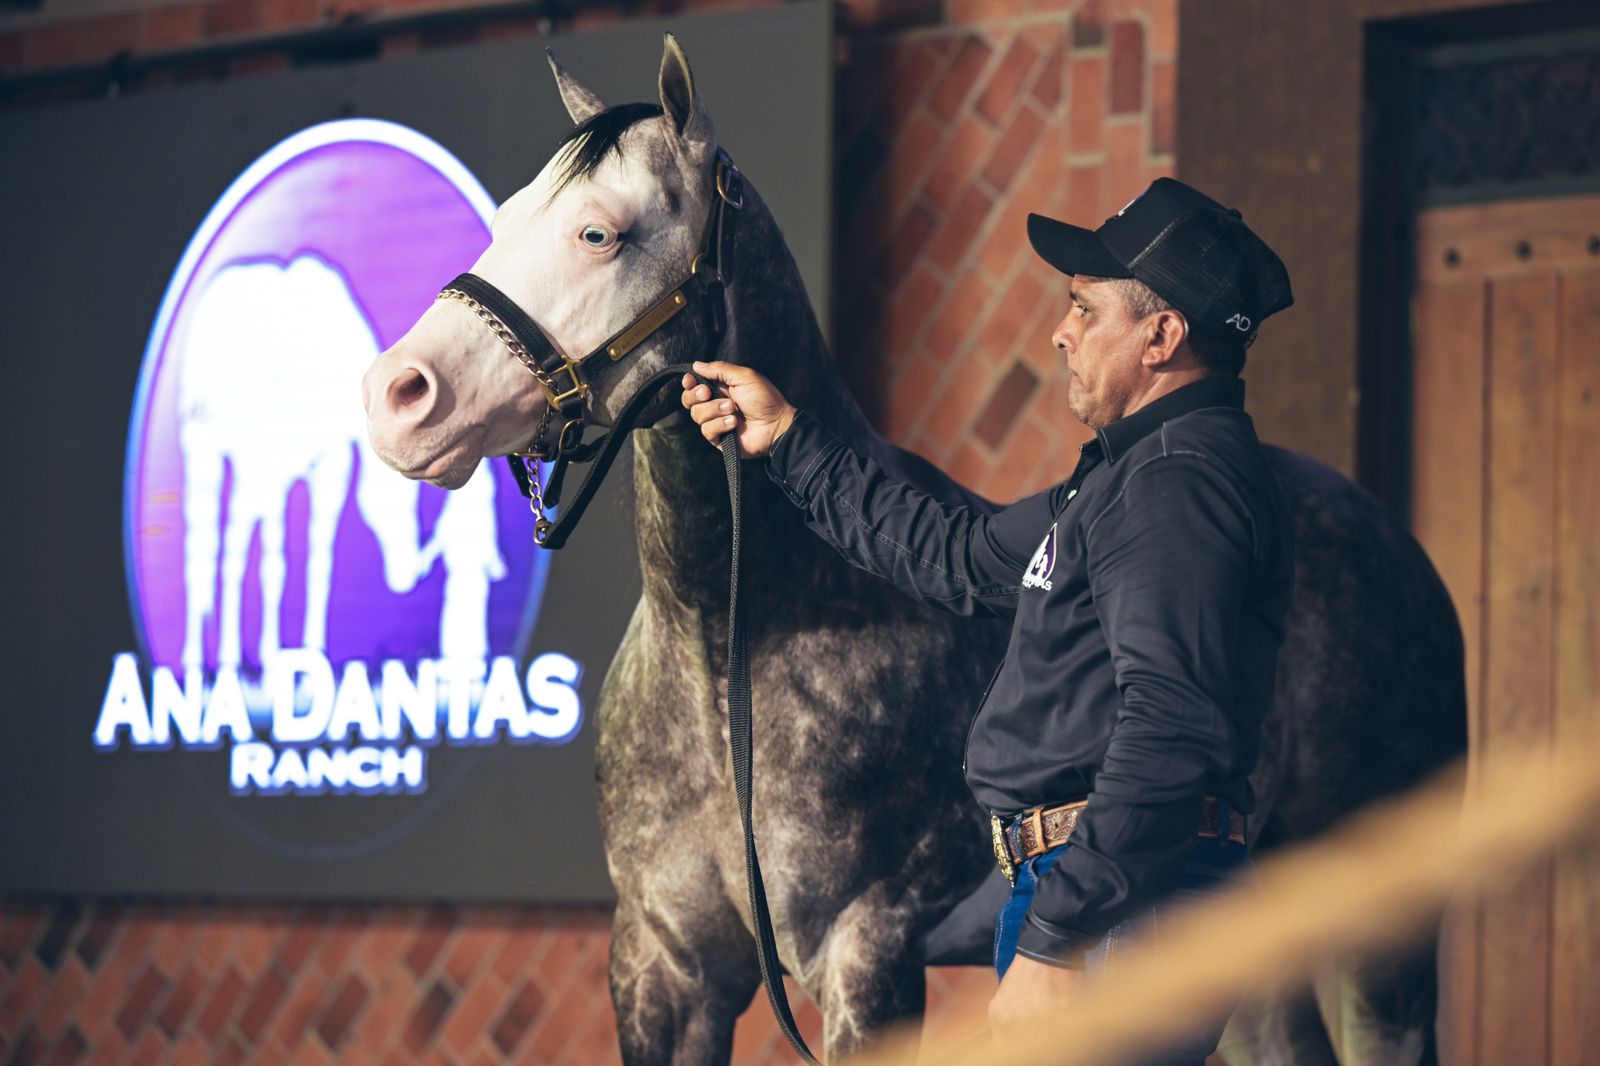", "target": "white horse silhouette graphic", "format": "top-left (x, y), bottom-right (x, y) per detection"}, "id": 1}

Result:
top-left (176, 255), bottom-right (504, 670)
